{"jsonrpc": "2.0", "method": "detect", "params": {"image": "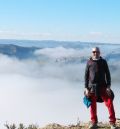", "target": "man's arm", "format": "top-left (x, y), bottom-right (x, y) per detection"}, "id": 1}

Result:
top-left (85, 61), bottom-right (89, 89)
top-left (104, 60), bottom-right (111, 88)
